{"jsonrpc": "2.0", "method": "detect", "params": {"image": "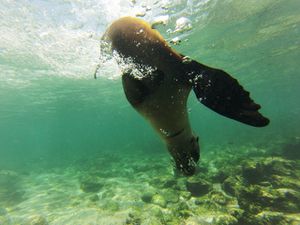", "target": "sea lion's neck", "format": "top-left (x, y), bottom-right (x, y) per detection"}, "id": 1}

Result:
top-left (166, 127), bottom-right (199, 176)
top-left (163, 126), bottom-right (193, 146)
